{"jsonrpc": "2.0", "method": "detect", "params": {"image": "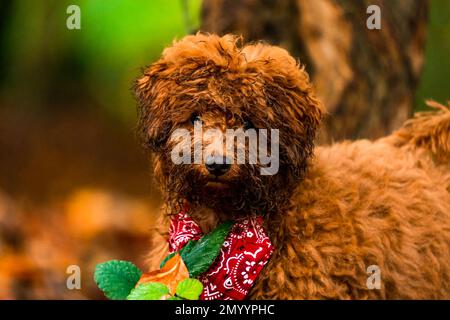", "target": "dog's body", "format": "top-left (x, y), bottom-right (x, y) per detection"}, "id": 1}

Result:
top-left (251, 125), bottom-right (450, 299)
top-left (136, 34), bottom-right (450, 299)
